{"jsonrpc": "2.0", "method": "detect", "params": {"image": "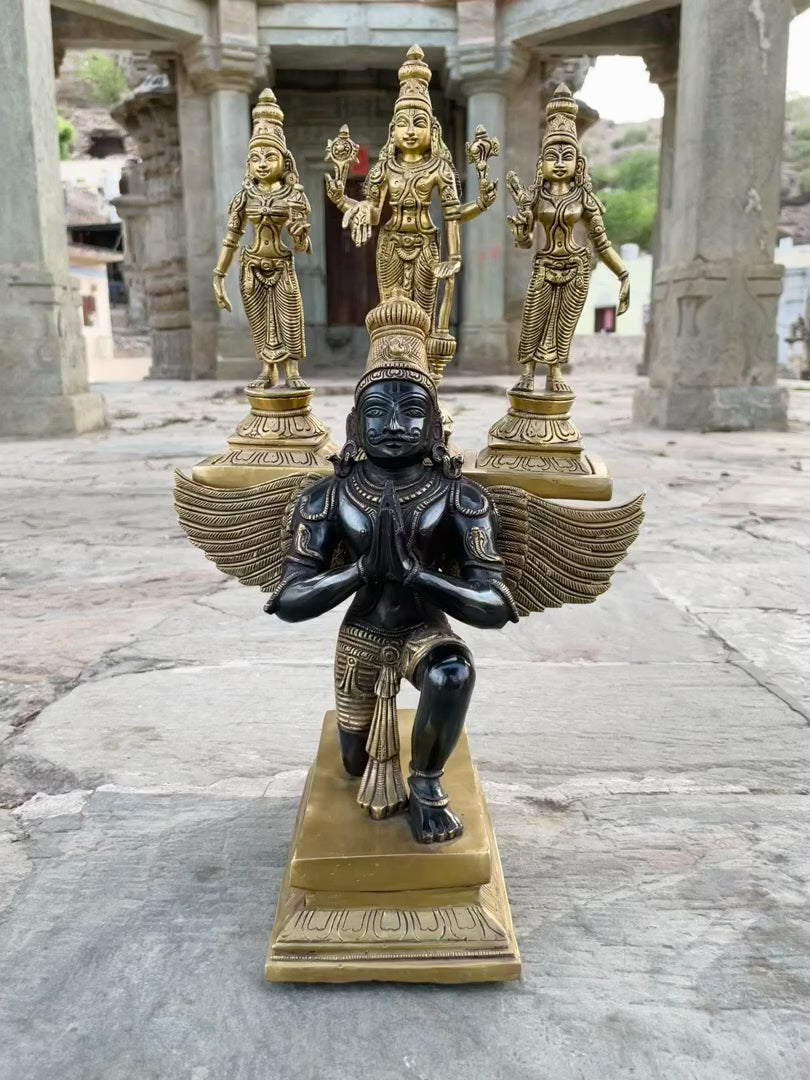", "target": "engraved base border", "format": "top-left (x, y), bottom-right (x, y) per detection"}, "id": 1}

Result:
top-left (467, 455), bottom-right (613, 500)
top-left (472, 385), bottom-right (613, 500)
top-left (192, 384), bottom-right (337, 488)
top-left (265, 715), bottom-right (521, 985)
